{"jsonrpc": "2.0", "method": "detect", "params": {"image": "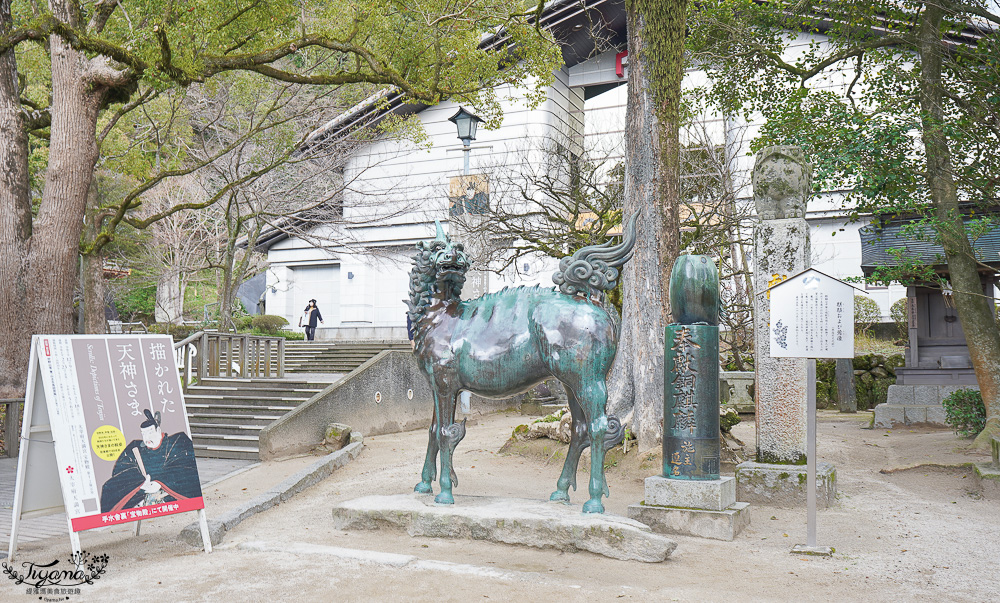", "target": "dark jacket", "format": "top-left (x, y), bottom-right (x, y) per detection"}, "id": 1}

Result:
top-left (306, 307), bottom-right (323, 327)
